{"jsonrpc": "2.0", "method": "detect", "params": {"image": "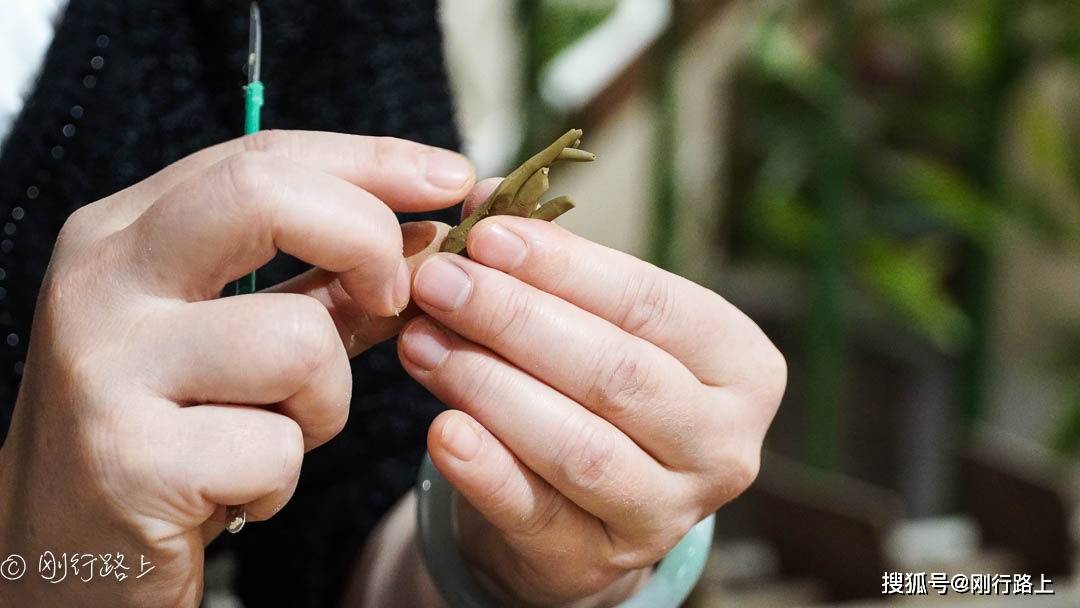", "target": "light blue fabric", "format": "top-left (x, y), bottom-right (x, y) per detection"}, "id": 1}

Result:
top-left (417, 454), bottom-right (714, 607)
